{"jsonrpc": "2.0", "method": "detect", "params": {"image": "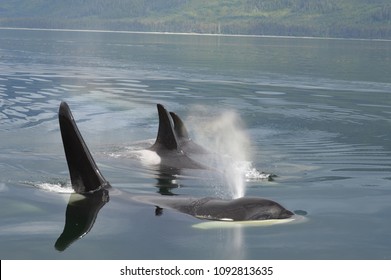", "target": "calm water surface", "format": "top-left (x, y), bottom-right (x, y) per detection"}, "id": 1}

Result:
top-left (1, 29), bottom-right (391, 259)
